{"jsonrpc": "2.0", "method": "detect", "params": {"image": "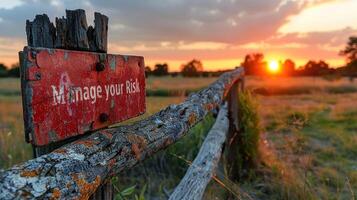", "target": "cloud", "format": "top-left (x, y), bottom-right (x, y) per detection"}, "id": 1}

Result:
top-left (0, 0), bottom-right (352, 69)
top-left (268, 28), bottom-right (357, 48)
top-left (0, 0), bottom-right (321, 43)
